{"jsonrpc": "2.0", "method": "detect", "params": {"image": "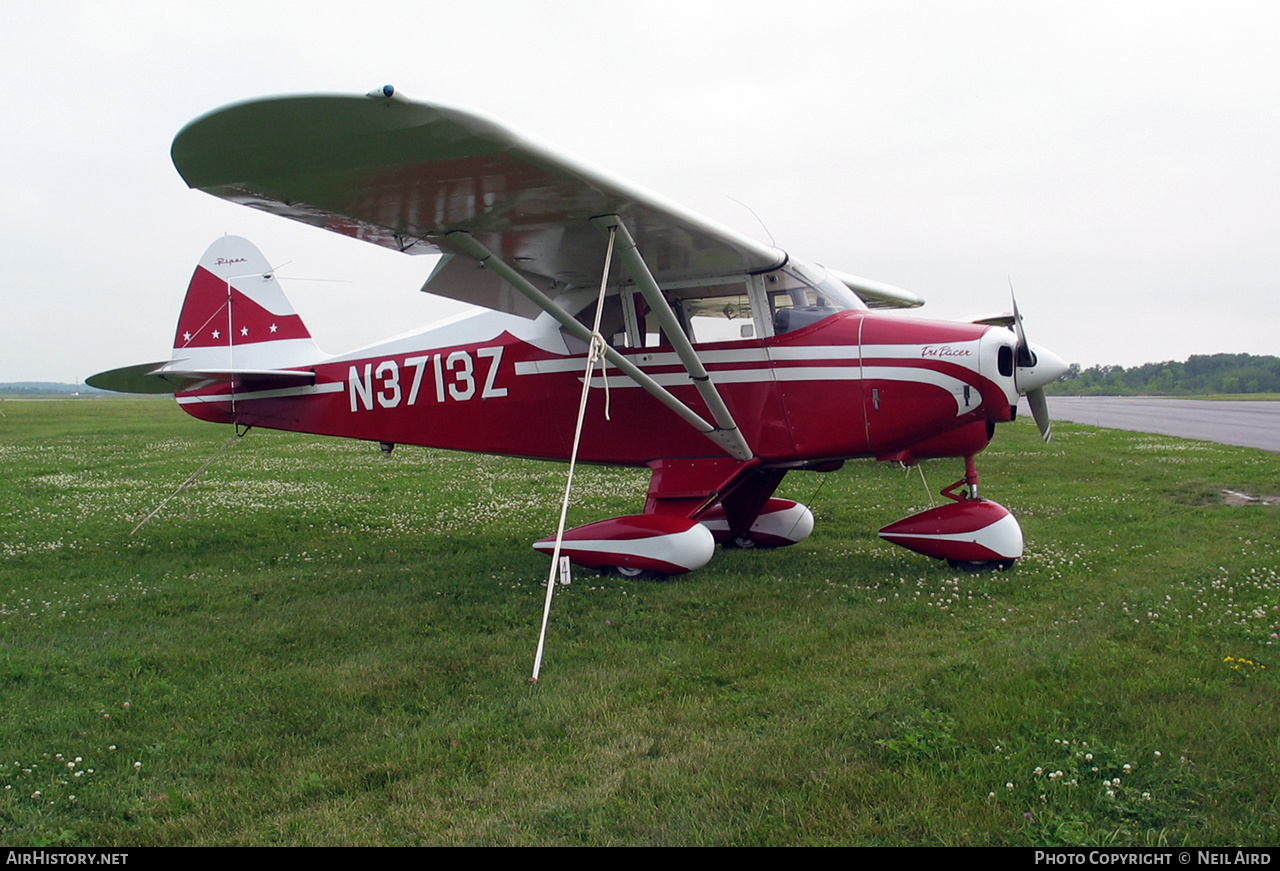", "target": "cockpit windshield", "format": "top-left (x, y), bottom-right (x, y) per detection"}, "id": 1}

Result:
top-left (766, 258), bottom-right (866, 335)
